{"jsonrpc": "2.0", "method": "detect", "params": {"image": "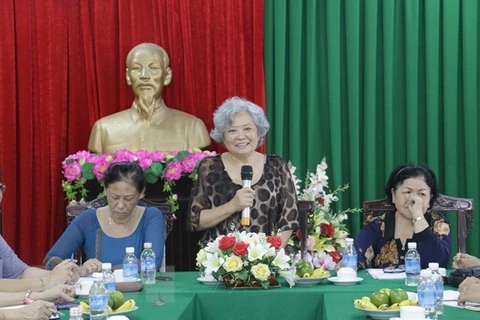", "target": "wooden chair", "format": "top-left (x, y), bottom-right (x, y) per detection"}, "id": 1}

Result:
top-left (66, 196), bottom-right (173, 269)
top-left (298, 200), bottom-right (317, 257)
top-left (362, 194), bottom-right (474, 253)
